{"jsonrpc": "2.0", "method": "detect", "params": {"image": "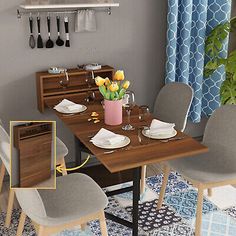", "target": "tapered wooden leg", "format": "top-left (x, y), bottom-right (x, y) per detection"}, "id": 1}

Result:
top-left (38, 225), bottom-right (47, 236)
top-left (81, 223), bottom-right (87, 231)
top-left (157, 165), bottom-right (170, 210)
top-left (60, 157), bottom-right (67, 176)
top-left (207, 188), bottom-right (212, 197)
top-left (0, 164), bottom-right (6, 194)
top-left (140, 165), bottom-right (146, 195)
top-left (5, 189), bottom-right (15, 227)
top-left (195, 185), bottom-right (204, 236)
top-left (16, 211), bottom-right (26, 236)
top-left (99, 211), bottom-right (108, 236)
